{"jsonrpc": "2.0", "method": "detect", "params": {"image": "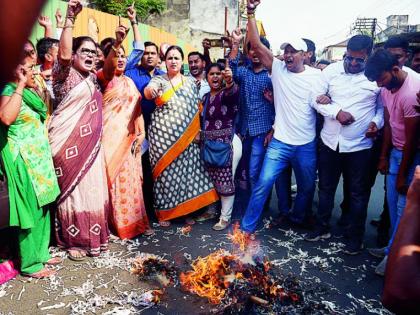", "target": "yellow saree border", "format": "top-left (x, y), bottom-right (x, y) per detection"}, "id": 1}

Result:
top-left (152, 79), bottom-right (200, 181)
top-left (156, 189), bottom-right (219, 221)
top-left (152, 112), bottom-right (200, 180)
top-left (155, 80), bottom-right (183, 107)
